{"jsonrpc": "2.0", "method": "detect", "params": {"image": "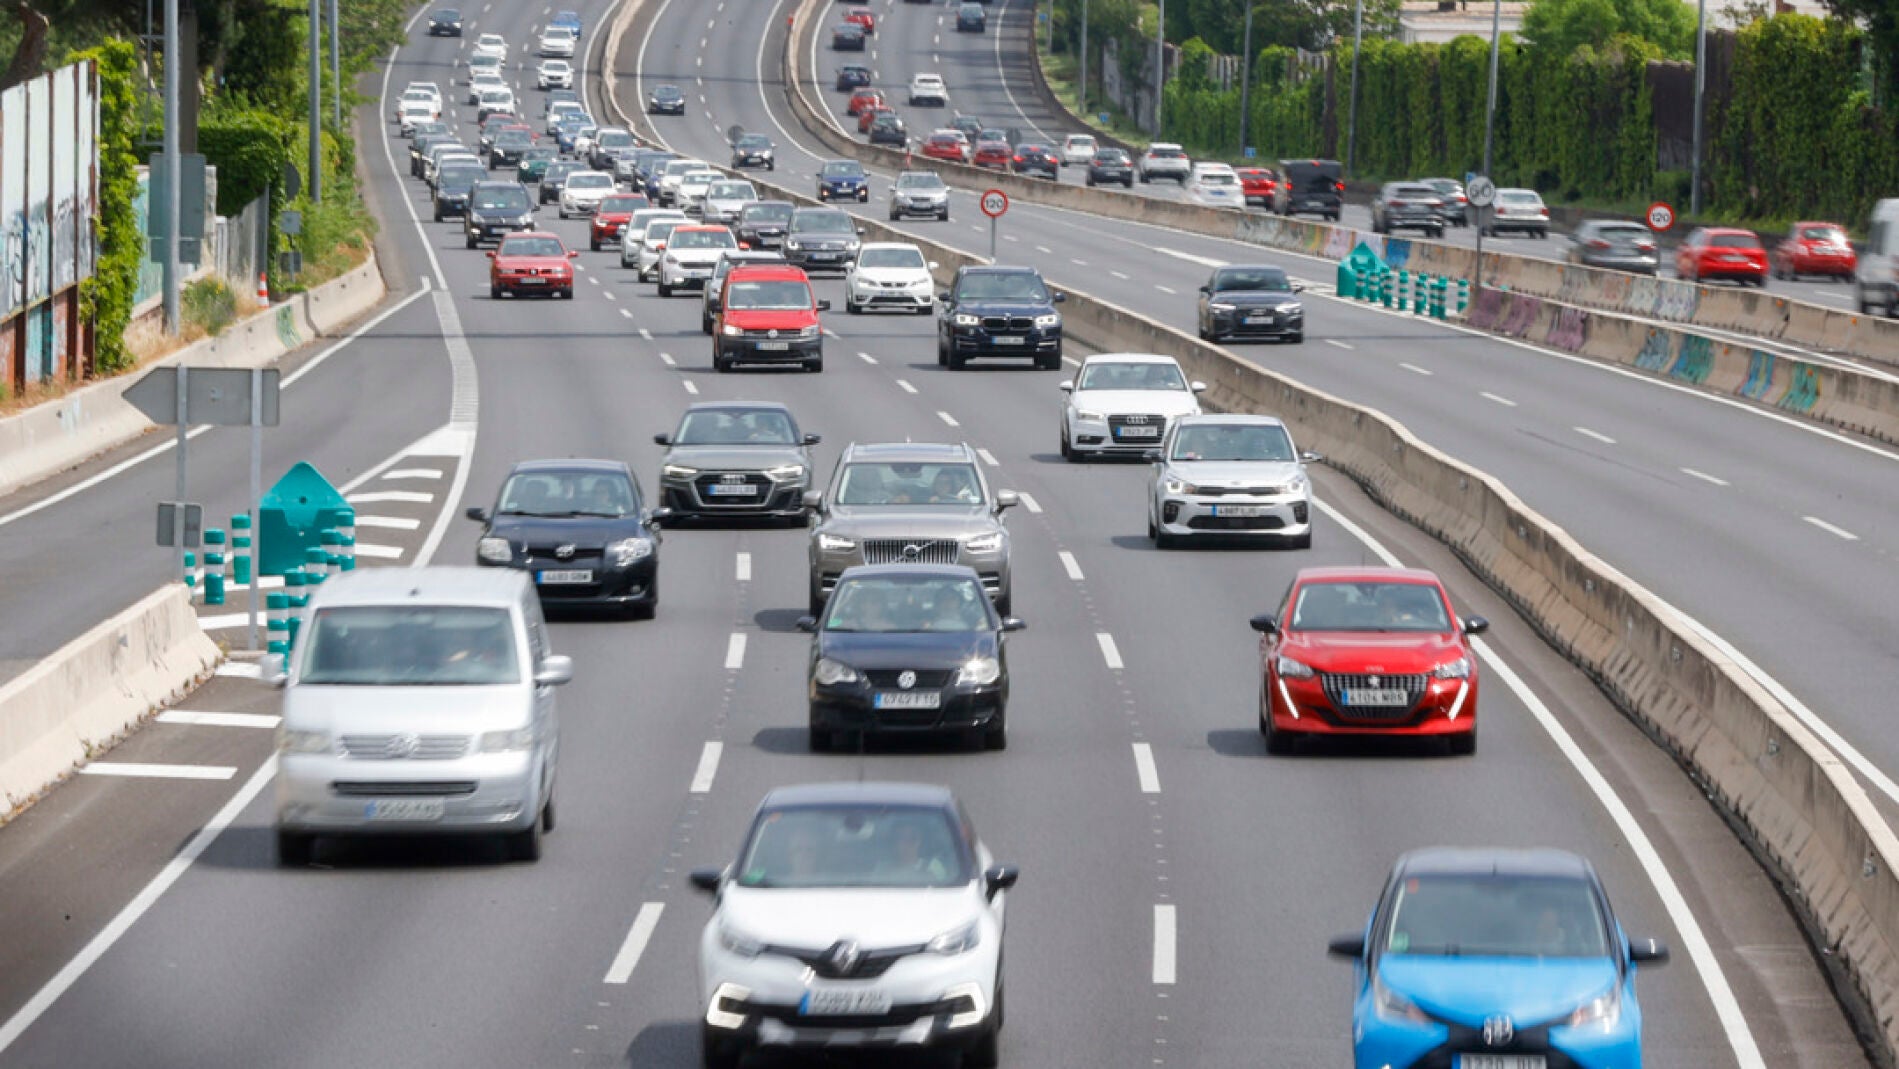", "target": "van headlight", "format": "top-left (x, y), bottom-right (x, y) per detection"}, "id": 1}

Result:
top-left (279, 729), bottom-right (332, 755)
top-left (814, 657), bottom-right (860, 685)
top-left (608, 537), bottom-right (654, 567)
top-left (480, 727), bottom-right (537, 752)
top-left (718, 922), bottom-right (766, 958)
top-left (926, 919), bottom-right (982, 955)
top-left (955, 656), bottom-right (1001, 686)
top-left (478, 536), bottom-right (513, 563)
top-left (798, 324), bottom-right (820, 337)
